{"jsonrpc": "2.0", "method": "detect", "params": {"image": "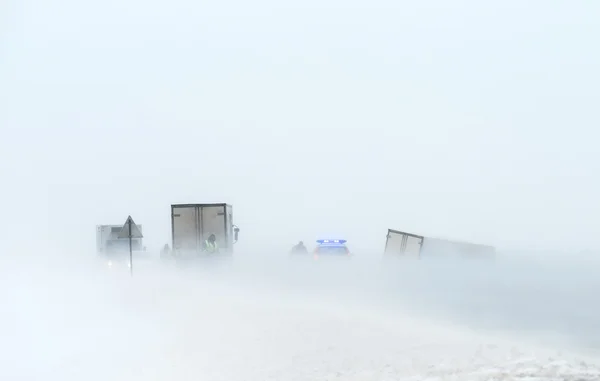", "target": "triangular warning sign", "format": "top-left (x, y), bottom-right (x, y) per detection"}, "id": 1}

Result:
top-left (117, 215), bottom-right (143, 239)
